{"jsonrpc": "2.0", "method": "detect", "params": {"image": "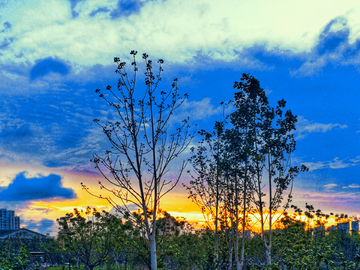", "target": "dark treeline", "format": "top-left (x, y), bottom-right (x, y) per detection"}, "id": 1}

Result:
top-left (1, 206), bottom-right (360, 269)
